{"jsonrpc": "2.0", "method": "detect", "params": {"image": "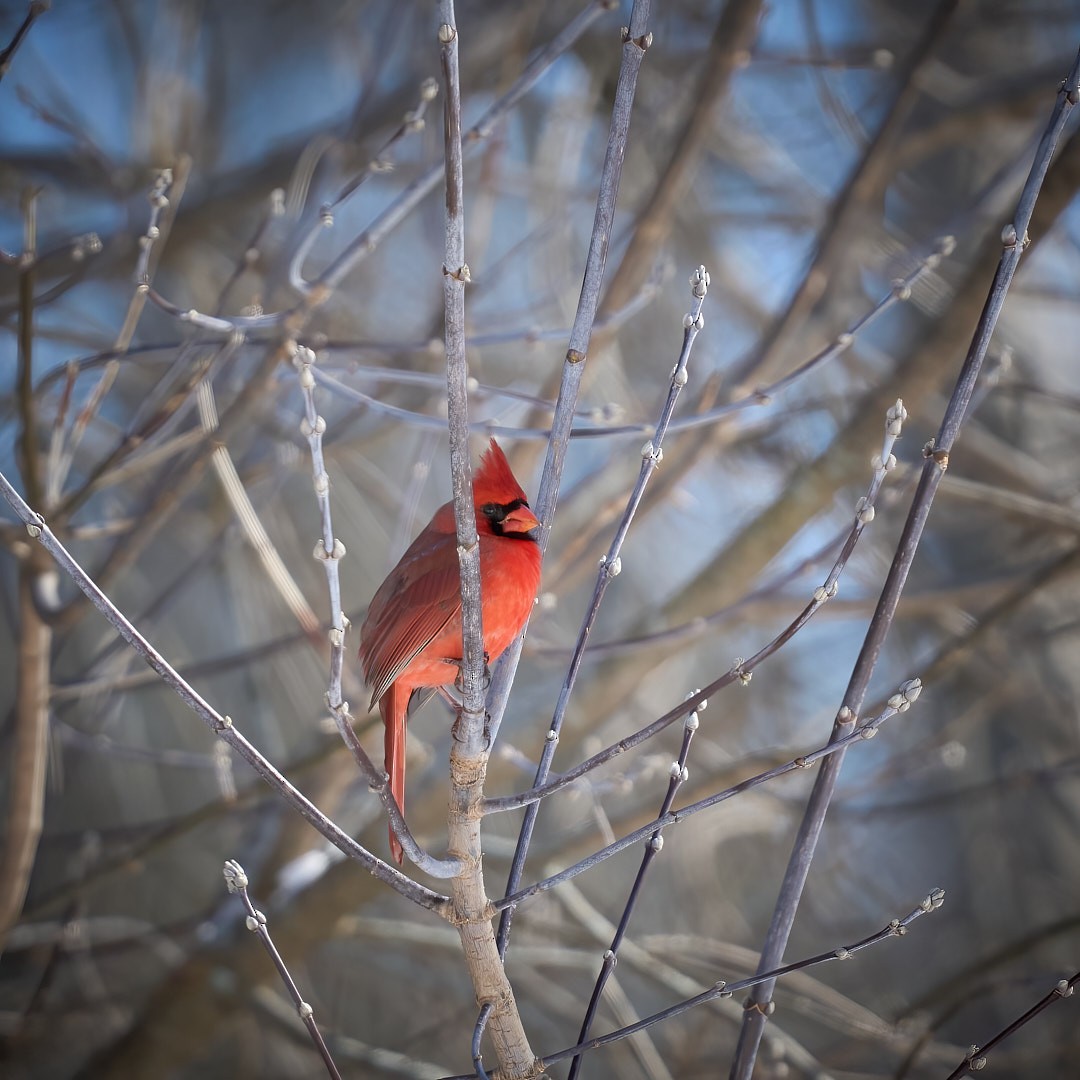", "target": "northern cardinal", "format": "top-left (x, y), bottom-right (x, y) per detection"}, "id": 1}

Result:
top-left (359, 438), bottom-right (542, 864)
